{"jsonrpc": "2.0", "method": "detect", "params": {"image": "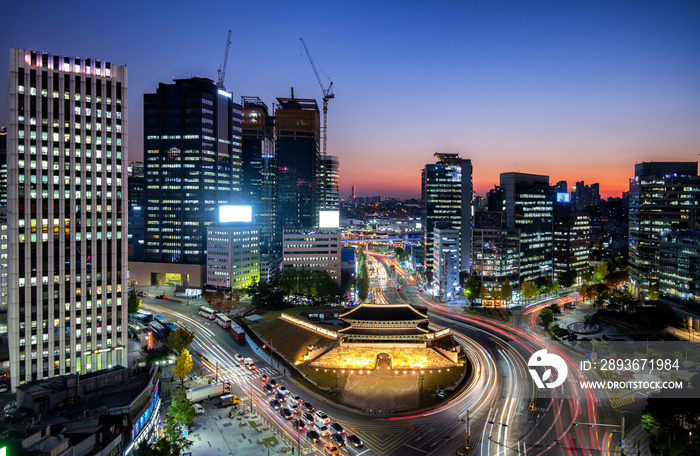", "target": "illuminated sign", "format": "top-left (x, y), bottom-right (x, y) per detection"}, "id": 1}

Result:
top-left (556, 192), bottom-right (570, 203)
top-left (219, 205), bottom-right (252, 223)
top-left (319, 210), bottom-right (340, 228)
top-left (218, 89), bottom-right (232, 99)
